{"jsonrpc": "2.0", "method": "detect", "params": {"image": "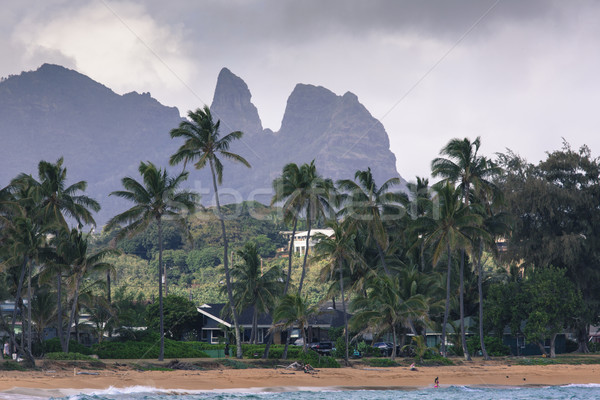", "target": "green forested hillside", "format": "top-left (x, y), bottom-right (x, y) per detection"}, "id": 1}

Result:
top-left (94, 201), bottom-right (329, 305)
